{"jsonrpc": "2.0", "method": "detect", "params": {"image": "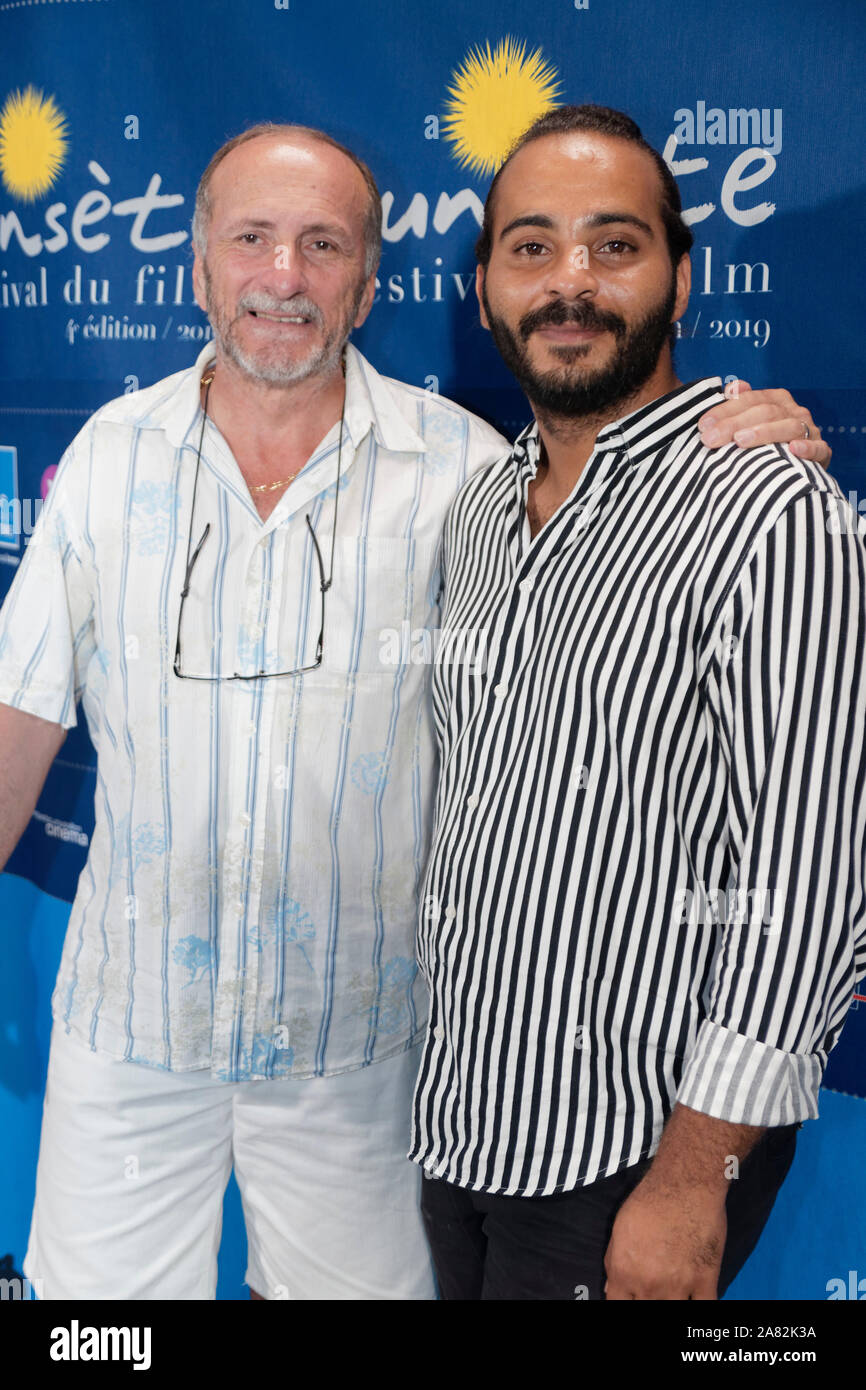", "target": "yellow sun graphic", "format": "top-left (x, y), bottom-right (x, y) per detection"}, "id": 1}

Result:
top-left (443, 38), bottom-right (562, 178)
top-left (0, 86), bottom-right (69, 202)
